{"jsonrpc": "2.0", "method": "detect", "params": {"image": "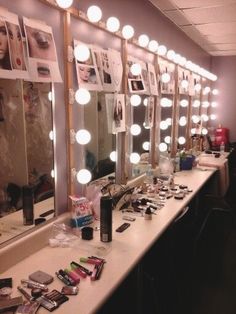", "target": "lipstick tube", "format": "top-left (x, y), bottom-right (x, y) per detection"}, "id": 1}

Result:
top-left (80, 257), bottom-right (102, 265)
top-left (64, 269), bottom-right (80, 284)
top-left (71, 261), bottom-right (92, 276)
